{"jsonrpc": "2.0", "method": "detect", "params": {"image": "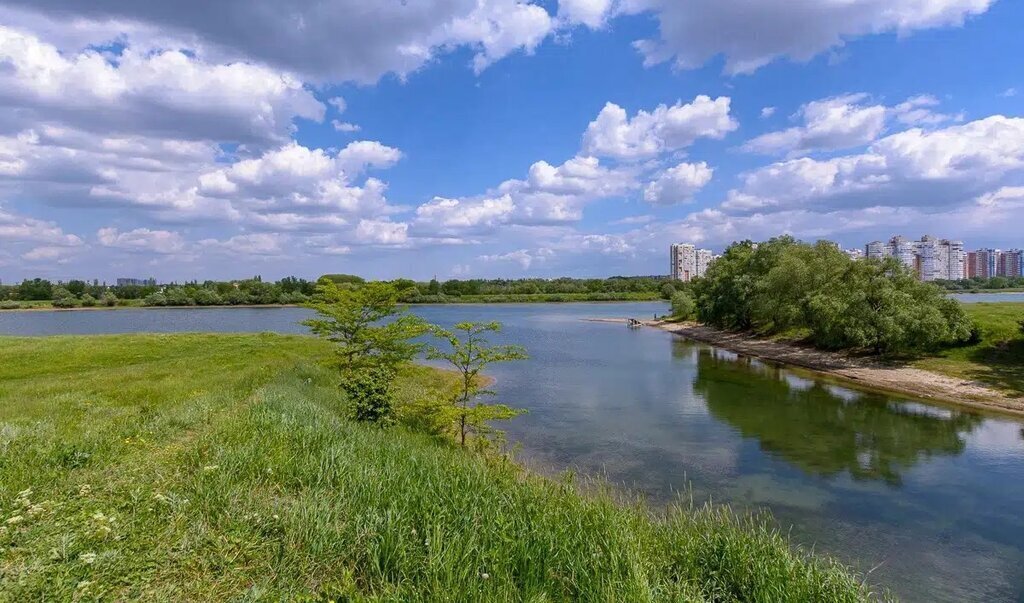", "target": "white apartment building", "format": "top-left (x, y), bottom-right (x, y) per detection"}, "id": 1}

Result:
top-left (865, 235), bottom-right (966, 281)
top-left (670, 243), bottom-right (713, 282)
